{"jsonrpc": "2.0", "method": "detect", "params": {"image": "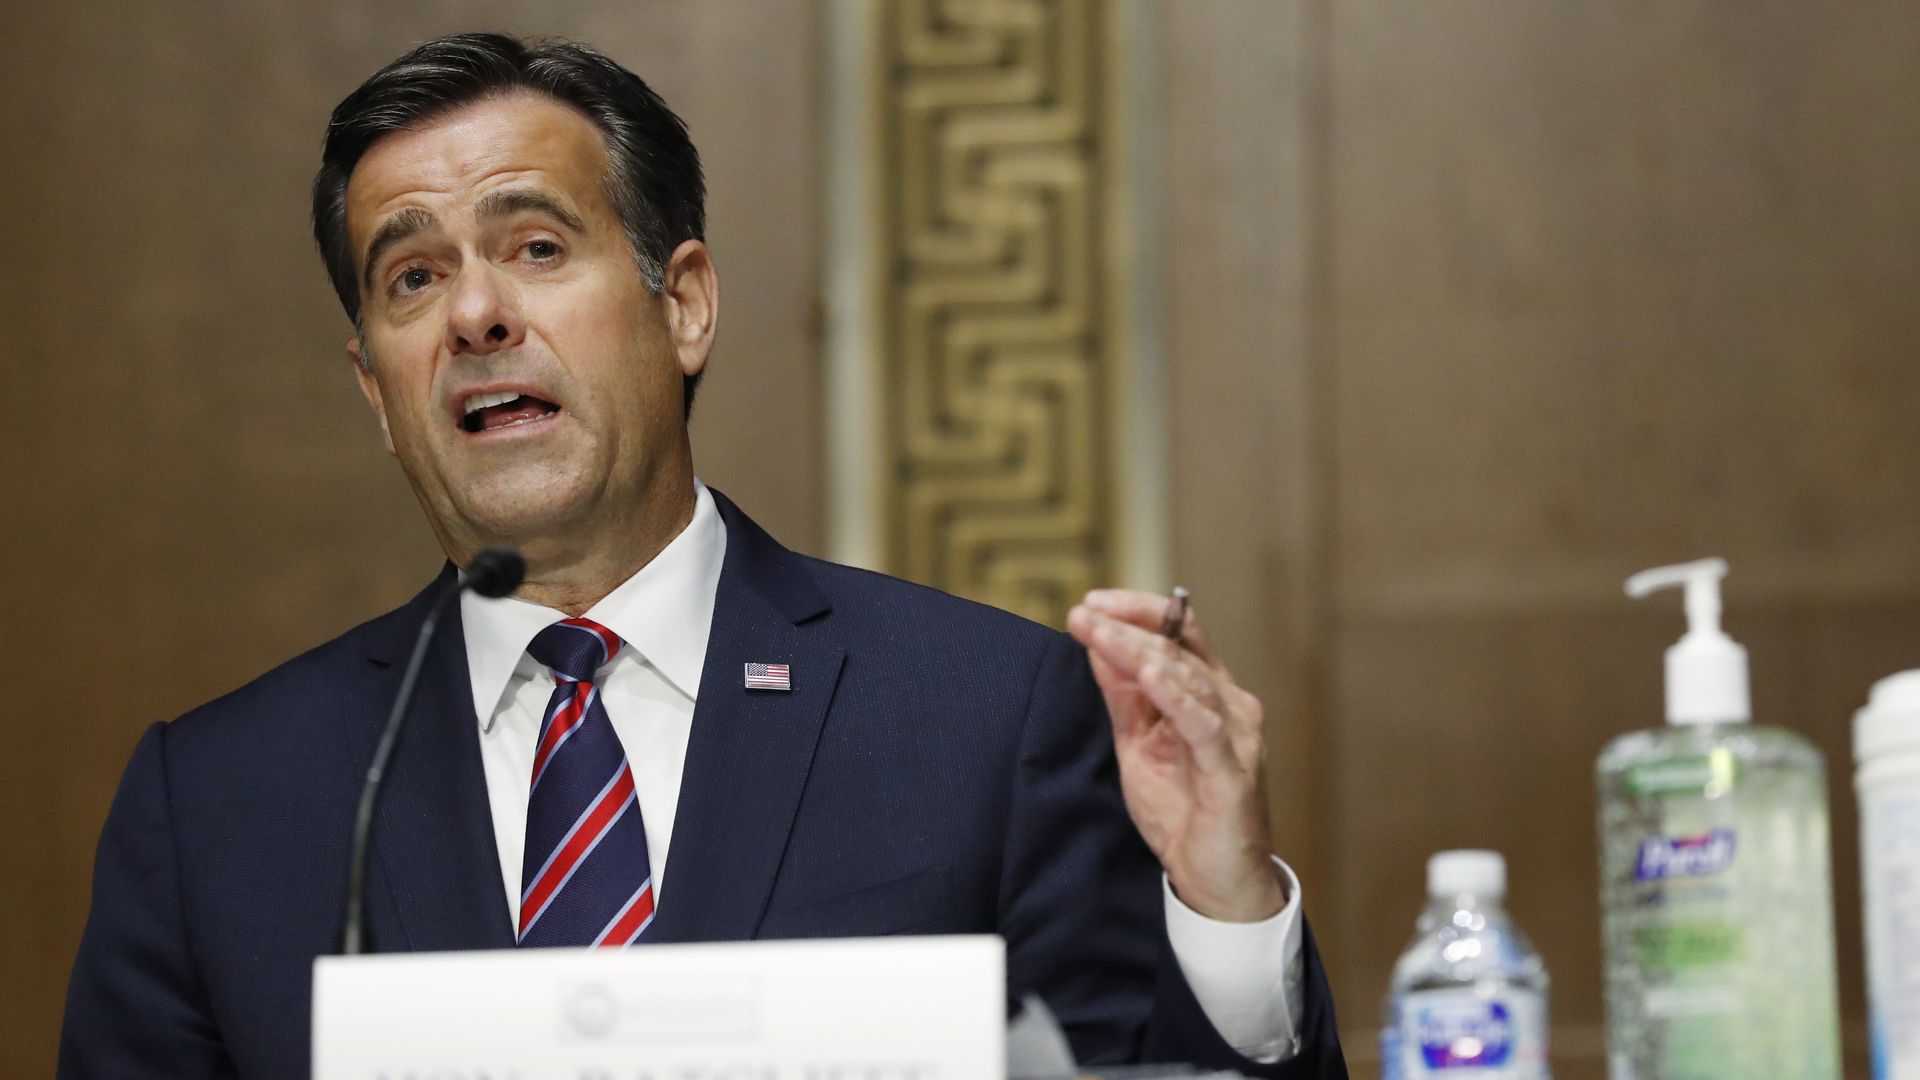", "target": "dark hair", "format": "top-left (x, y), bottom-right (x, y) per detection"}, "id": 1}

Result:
top-left (312, 33), bottom-right (707, 412)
